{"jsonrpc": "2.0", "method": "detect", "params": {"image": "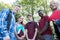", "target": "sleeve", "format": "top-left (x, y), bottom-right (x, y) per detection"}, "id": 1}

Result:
top-left (9, 13), bottom-right (16, 39)
top-left (9, 13), bottom-right (16, 33)
top-left (34, 22), bottom-right (38, 28)
top-left (25, 24), bottom-right (28, 29)
top-left (49, 13), bottom-right (54, 21)
top-left (1, 19), bottom-right (9, 37)
top-left (45, 16), bottom-right (50, 22)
